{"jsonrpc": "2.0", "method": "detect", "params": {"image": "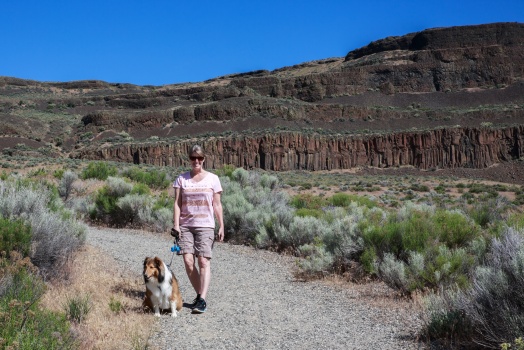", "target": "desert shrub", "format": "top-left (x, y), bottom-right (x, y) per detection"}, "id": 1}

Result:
top-left (153, 207), bottom-right (173, 233)
top-left (423, 227), bottom-right (524, 347)
top-left (433, 210), bottom-right (480, 247)
top-left (466, 196), bottom-right (509, 229)
top-left (53, 169), bottom-right (65, 179)
top-left (322, 208), bottom-right (367, 269)
top-left (328, 193), bottom-right (376, 209)
top-left (214, 164), bottom-right (236, 179)
top-left (0, 179), bottom-right (85, 279)
top-left (295, 208), bottom-right (324, 218)
top-left (121, 167), bottom-right (170, 189)
top-left (116, 194), bottom-right (153, 225)
top-left (64, 294), bottom-right (91, 324)
top-left (221, 181), bottom-right (255, 240)
top-left (506, 212), bottom-right (524, 230)
top-left (361, 203), bottom-right (481, 293)
top-left (0, 264), bottom-right (75, 349)
top-left (458, 227), bottom-right (524, 346)
top-left (290, 193), bottom-right (327, 210)
top-left (276, 216), bottom-right (327, 252)
top-left (298, 239), bottom-right (335, 276)
top-left (131, 183), bottom-right (151, 196)
top-left (0, 218), bottom-right (32, 256)
top-left (259, 173), bottom-right (279, 189)
top-left (410, 183), bottom-right (430, 192)
top-left (91, 177), bottom-right (132, 225)
top-left (231, 168), bottom-right (250, 187)
top-left (81, 161), bottom-right (117, 180)
top-left (422, 290), bottom-right (473, 347)
top-left (58, 170), bottom-right (78, 201)
top-left (153, 191), bottom-right (173, 211)
top-left (221, 173), bottom-right (293, 246)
